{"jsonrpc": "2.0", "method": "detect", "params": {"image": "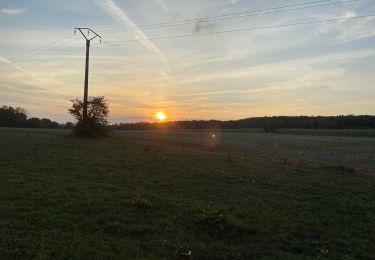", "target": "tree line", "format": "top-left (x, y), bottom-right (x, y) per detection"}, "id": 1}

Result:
top-left (2, 105), bottom-right (375, 131)
top-left (0, 105), bottom-right (73, 129)
top-left (112, 115), bottom-right (375, 131)
top-left (0, 98), bottom-right (110, 137)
